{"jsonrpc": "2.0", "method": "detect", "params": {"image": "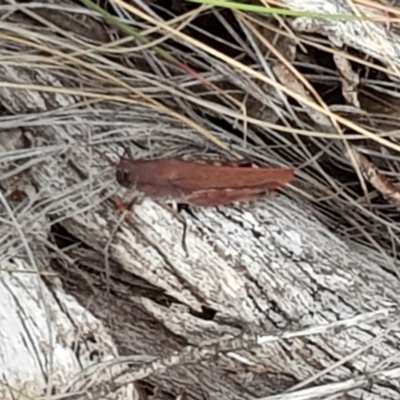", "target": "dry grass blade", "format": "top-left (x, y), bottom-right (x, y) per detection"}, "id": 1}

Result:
top-left (2, 0), bottom-right (400, 399)
top-left (113, 0), bottom-right (400, 154)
